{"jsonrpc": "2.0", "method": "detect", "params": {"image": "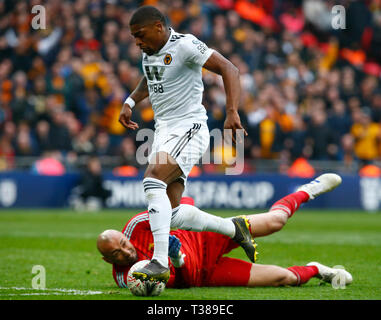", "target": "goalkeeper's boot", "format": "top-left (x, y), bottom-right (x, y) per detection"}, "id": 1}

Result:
top-left (307, 262), bottom-right (352, 285)
top-left (297, 173), bottom-right (342, 200)
top-left (231, 216), bottom-right (258, 263)
top-left (132, 259), bottom-right (170, 284)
